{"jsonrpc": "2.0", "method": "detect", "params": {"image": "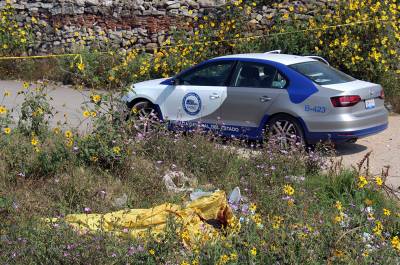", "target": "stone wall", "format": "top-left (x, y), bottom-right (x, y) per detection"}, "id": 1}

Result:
top-left (2, 0), bottom-right (334, 54)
